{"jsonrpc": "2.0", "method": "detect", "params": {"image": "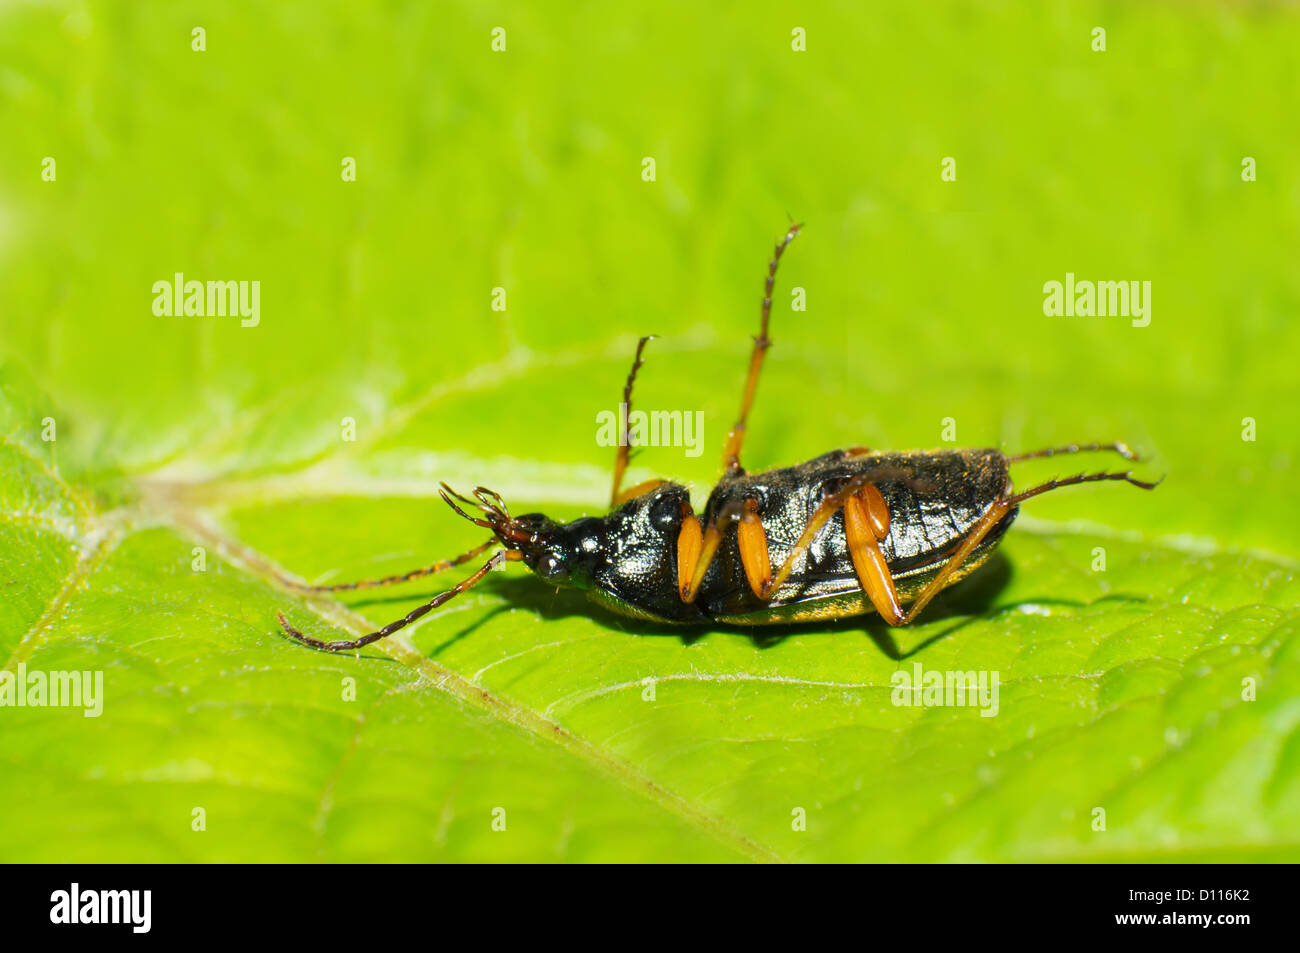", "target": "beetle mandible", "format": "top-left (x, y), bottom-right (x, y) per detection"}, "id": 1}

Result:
top-left (276, 223), bottom-right (1160, 650)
